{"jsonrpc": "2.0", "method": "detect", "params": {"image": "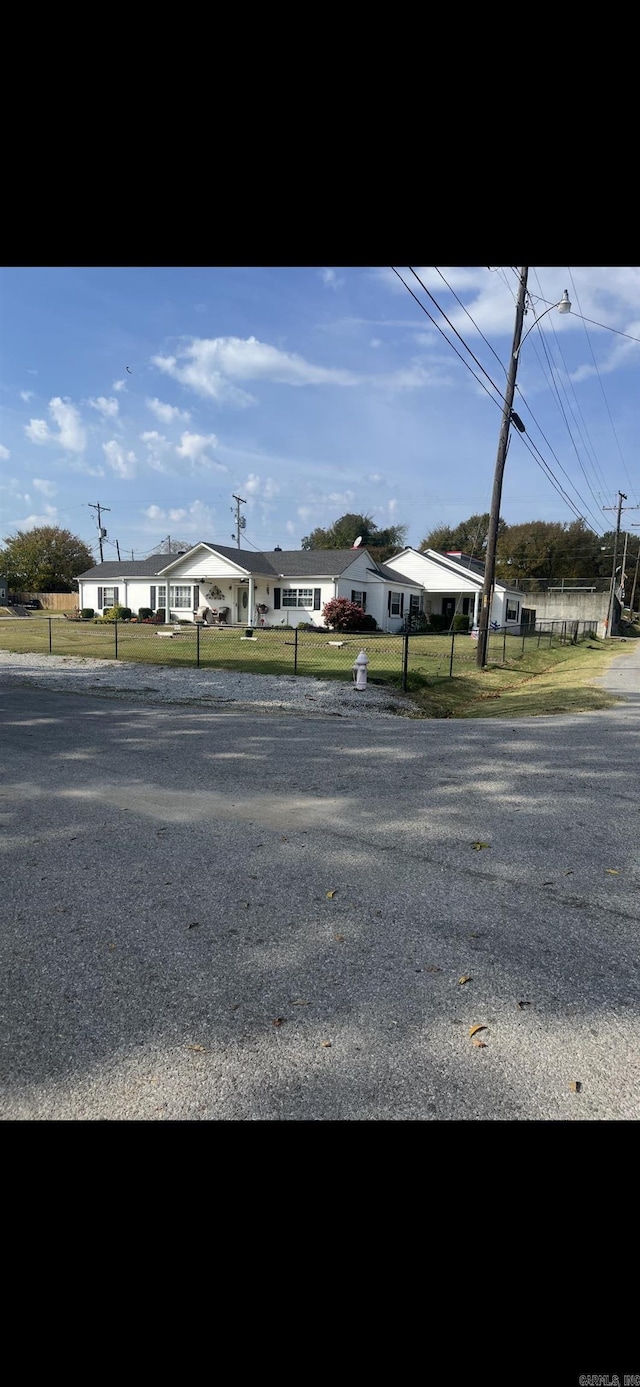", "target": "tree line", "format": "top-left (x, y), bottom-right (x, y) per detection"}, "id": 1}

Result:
top-left (2, 514), bottom-right (638, 593)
